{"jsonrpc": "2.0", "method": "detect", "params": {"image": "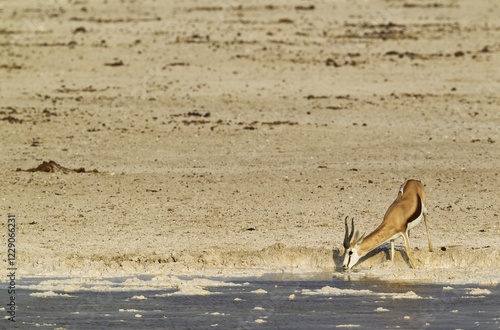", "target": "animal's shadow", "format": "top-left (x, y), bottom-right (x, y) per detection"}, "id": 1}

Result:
top-left (332, 244), bottom-right (412, 271)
